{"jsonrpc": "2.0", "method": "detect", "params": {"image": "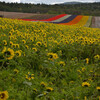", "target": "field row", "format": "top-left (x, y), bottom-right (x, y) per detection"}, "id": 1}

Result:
top-left (21, 14), bottom-right (92, 27)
